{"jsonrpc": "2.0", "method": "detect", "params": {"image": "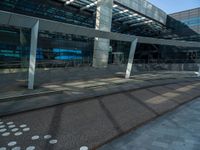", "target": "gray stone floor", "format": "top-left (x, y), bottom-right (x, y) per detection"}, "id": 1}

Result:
top-left (99, 97), bottom-right (200, 150)
top-left (0, 81), bottom-right (200, 149)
